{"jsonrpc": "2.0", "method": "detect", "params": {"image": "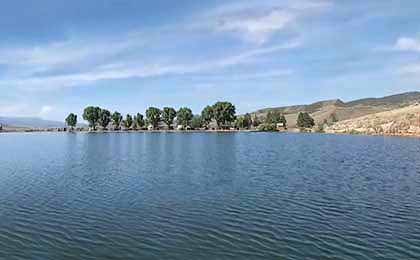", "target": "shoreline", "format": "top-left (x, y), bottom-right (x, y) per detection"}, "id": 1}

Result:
top-left (1, 128), bottom-right (419, 138)
top-left (0, 128), bottom-right (257, 134)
